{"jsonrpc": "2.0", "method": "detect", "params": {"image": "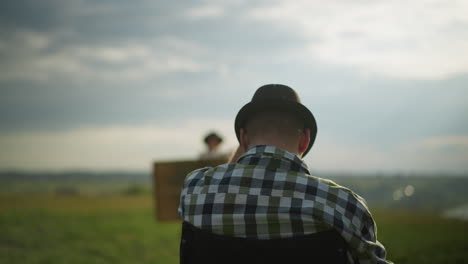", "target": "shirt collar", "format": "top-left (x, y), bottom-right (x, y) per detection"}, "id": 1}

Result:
top-left (237, 145), bottom-right (310, 174)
